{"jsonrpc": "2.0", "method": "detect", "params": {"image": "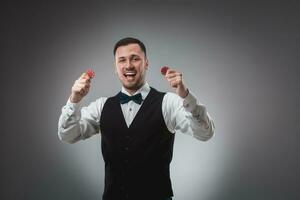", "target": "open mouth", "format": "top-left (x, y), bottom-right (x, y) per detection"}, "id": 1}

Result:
top-left (124, 72), bottom-right (136, 79)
